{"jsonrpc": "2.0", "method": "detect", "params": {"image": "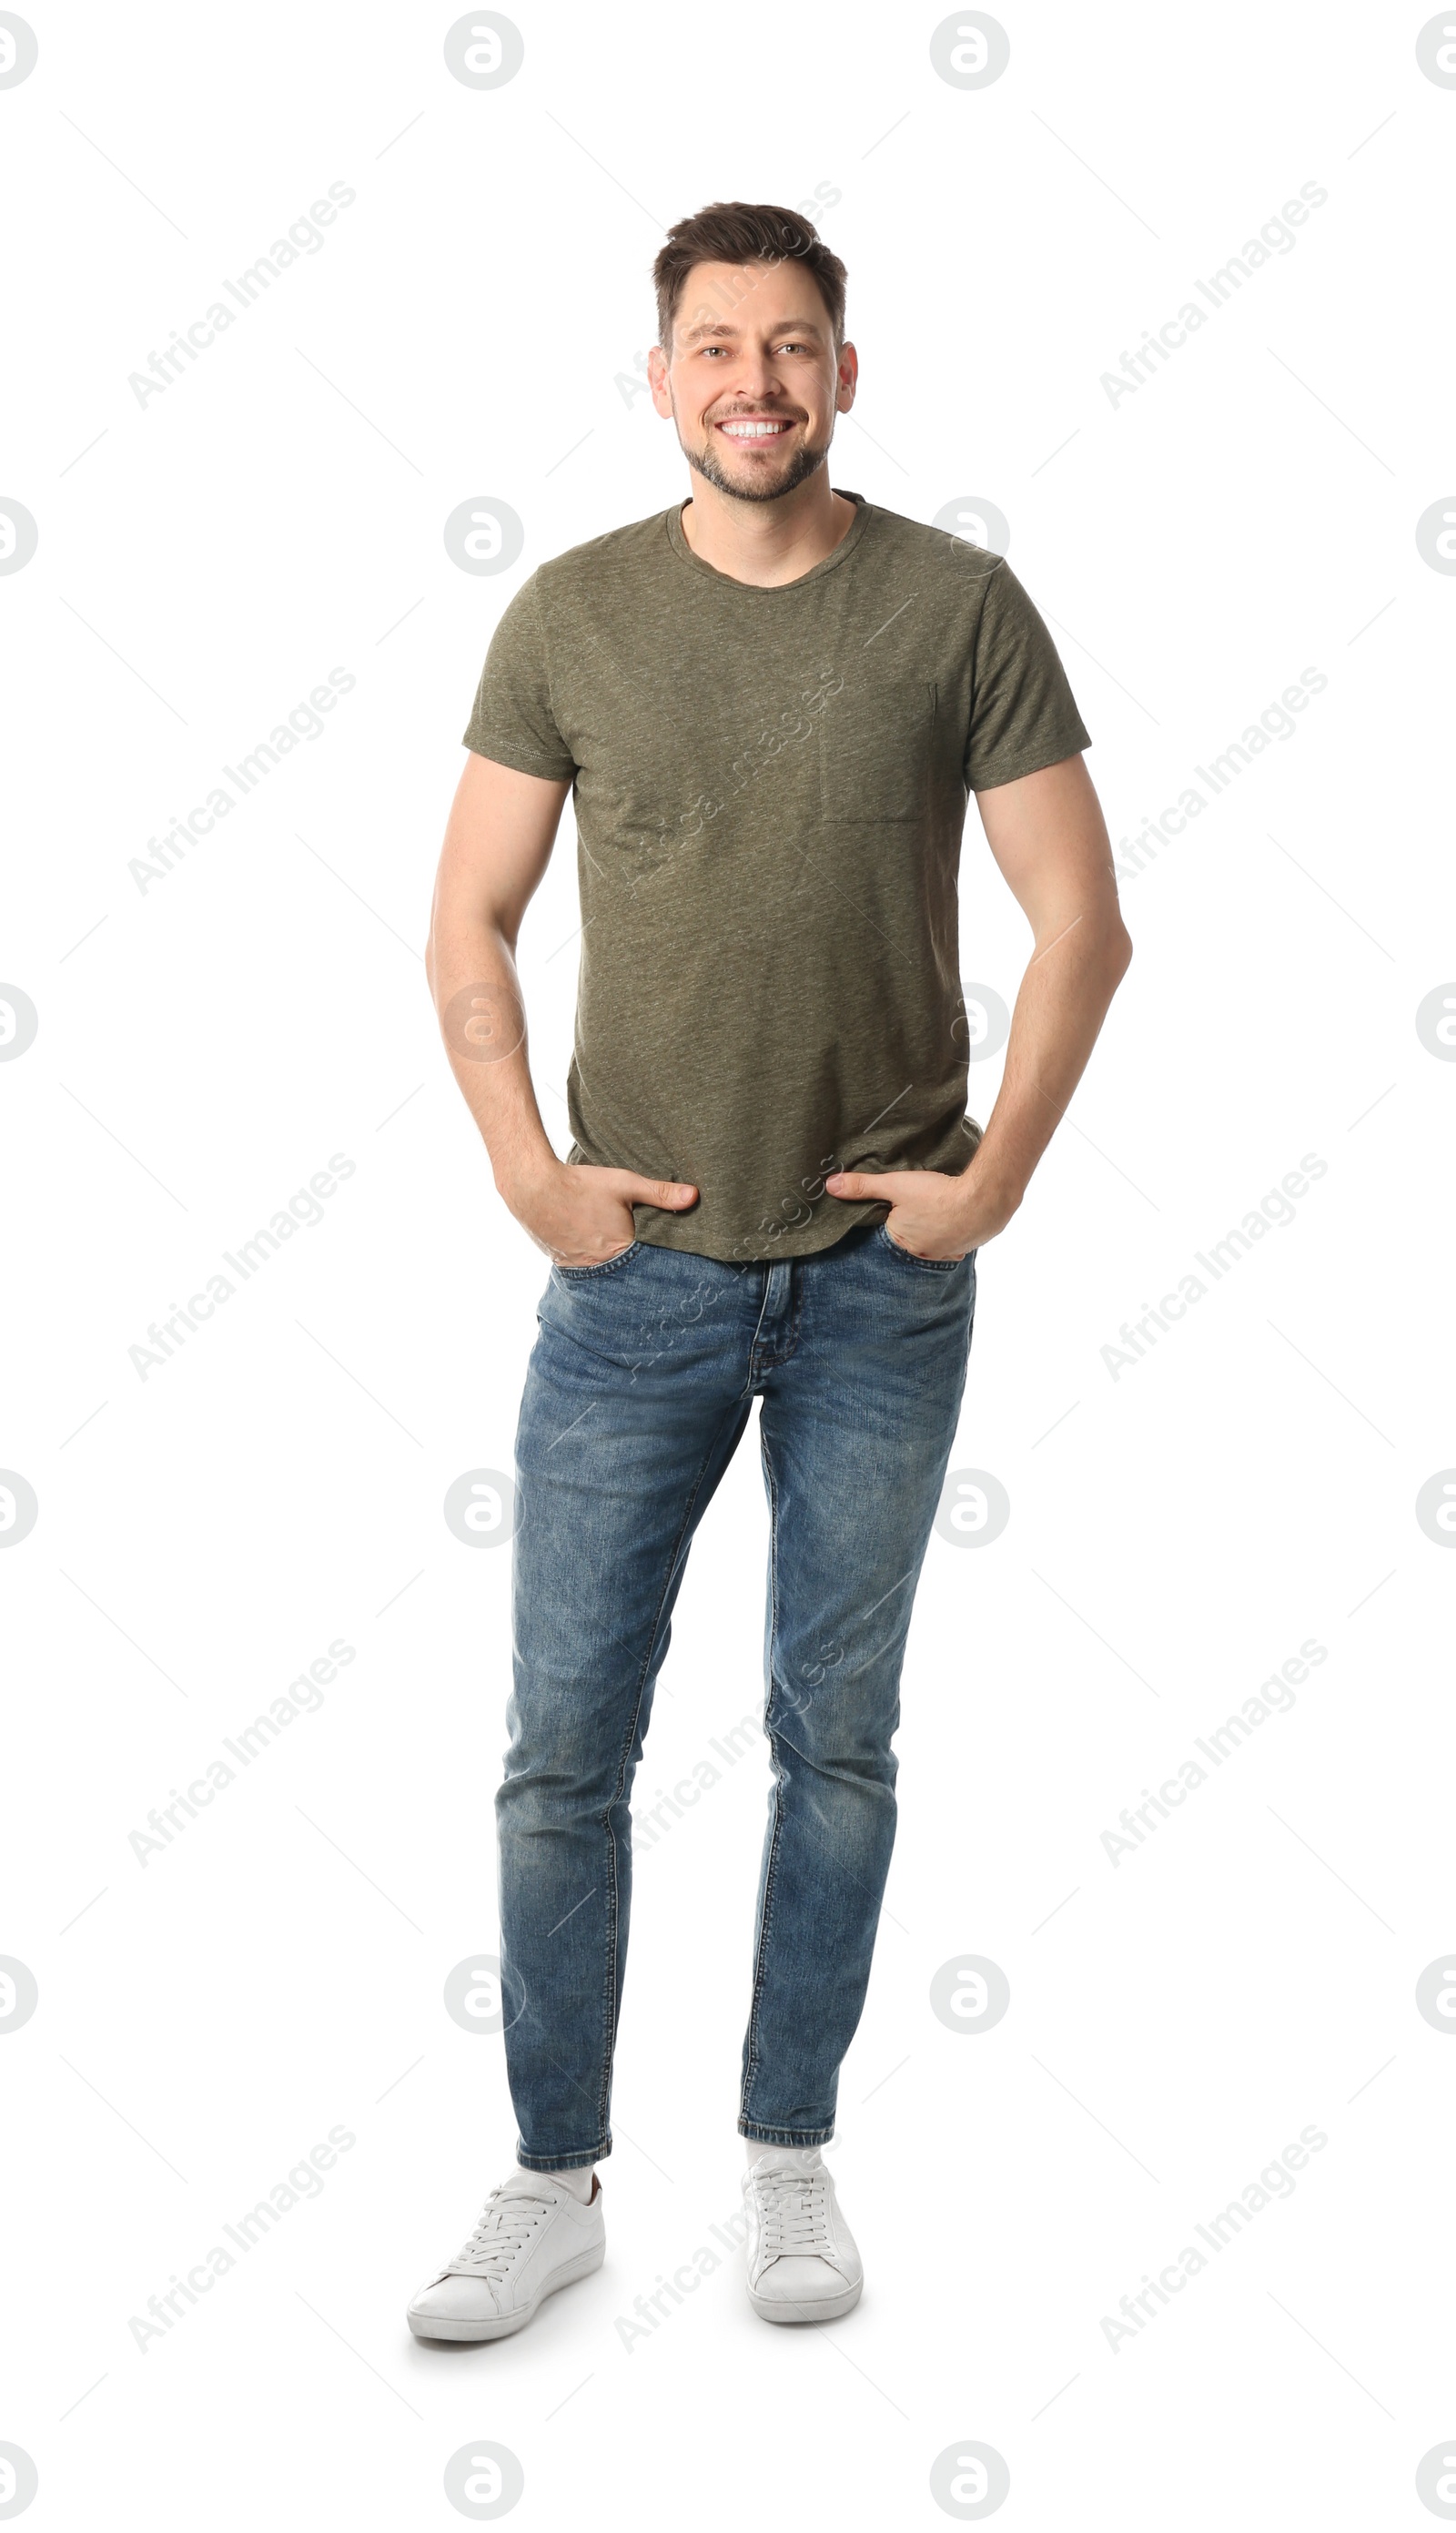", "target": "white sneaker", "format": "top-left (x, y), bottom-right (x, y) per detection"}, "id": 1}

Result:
top-left (742, 2150), bottom-right (863, 2324)
top-left (407, 2172), bottom-right (605, 2342)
